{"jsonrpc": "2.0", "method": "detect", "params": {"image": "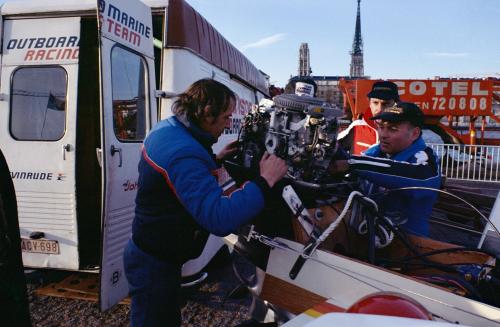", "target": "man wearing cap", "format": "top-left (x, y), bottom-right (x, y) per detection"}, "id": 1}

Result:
top-left (283, 76), bottom-right (319, 97)
top-left (338, 81), bottom-right (400, 155)
top-left (331, 102), bottom-right (441, 237)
